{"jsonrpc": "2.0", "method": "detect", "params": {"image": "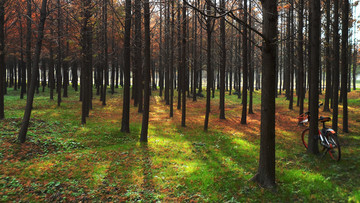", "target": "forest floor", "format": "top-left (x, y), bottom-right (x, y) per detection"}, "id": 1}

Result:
top-left (1, 87), bottom-right (360, 202)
